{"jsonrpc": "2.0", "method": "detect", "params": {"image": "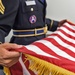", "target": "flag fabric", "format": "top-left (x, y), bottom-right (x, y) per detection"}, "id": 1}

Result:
top-left (4, 21), bottom-right (75, 75)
